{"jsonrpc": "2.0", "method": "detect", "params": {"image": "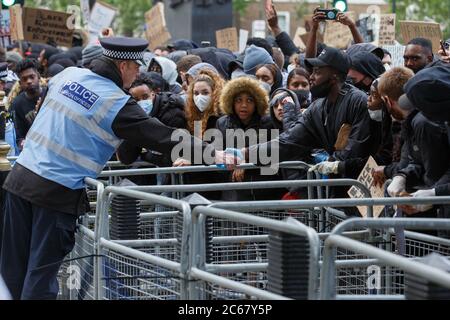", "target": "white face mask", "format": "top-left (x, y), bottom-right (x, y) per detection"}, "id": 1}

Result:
top-left (194, 94), bottom-right (211, 112)
top-left (137, 99), bottom-right (153, 114)
top-left (368, 109), bottom-right (383, 122)
top-left (287, 64), bottom-right (296, 74)
top-left (384, 63), bottom-right (391, 71)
